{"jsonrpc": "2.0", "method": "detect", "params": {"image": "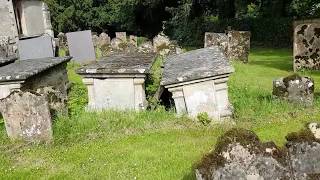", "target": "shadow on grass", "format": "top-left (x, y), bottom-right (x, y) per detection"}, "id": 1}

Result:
top-left (248, 48), bottom-right (293, 72)
top-left (182, 169), bottom-right (196, 180)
